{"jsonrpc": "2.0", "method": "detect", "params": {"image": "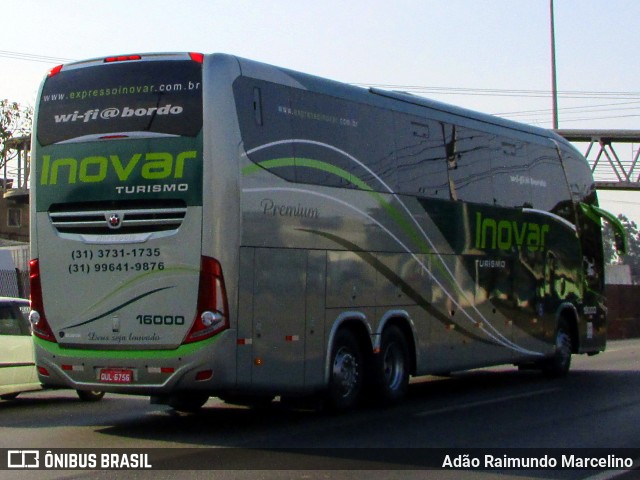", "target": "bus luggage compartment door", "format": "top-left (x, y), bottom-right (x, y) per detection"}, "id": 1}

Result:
top-left (237, 248), bottom-right (325, 391)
